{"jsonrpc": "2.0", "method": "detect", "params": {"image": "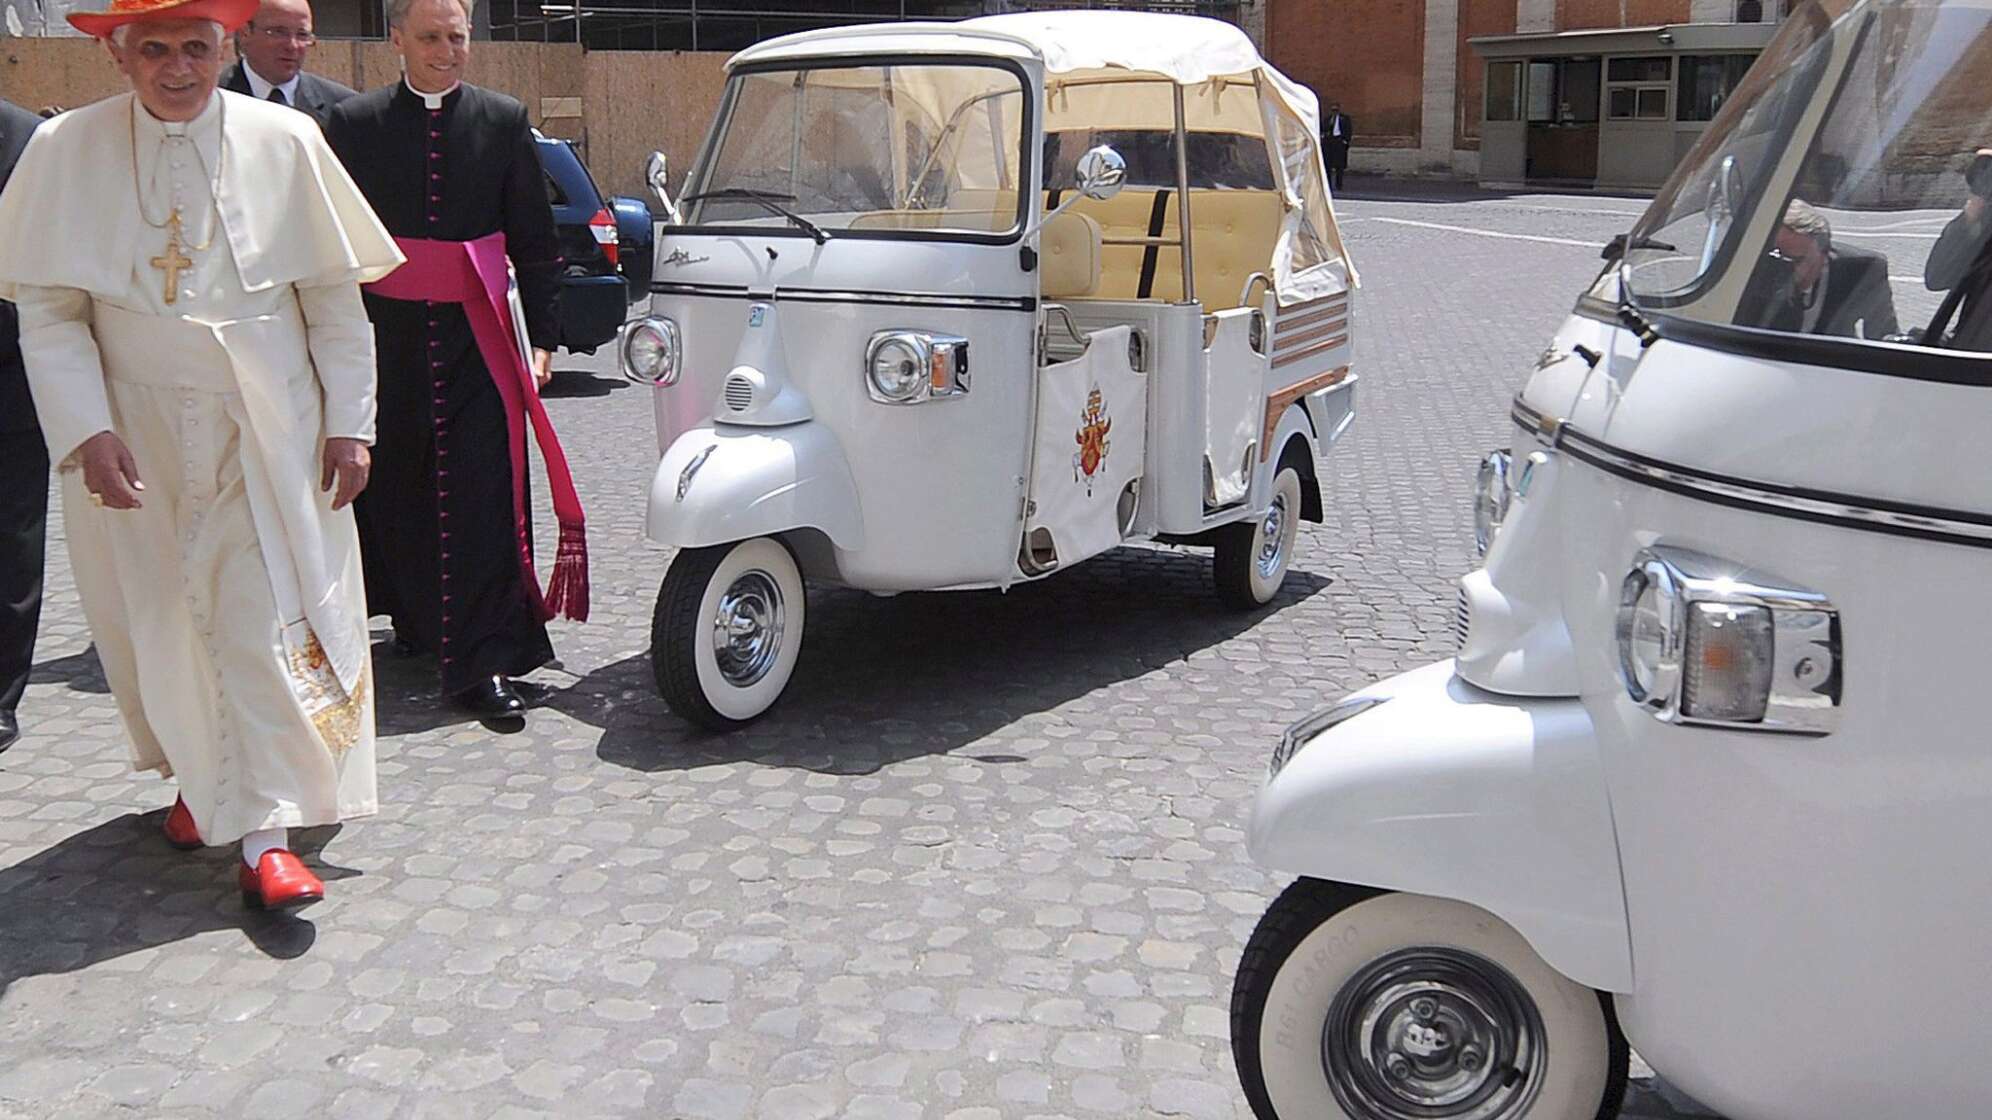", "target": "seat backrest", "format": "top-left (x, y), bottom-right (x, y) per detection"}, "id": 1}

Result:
top-left (1055, 189), bottom-right (1176, 301)
top-left (1150, 189), bottom-right (1284, 311)
top-left (1040, 210), bottom-right (1102, 299)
